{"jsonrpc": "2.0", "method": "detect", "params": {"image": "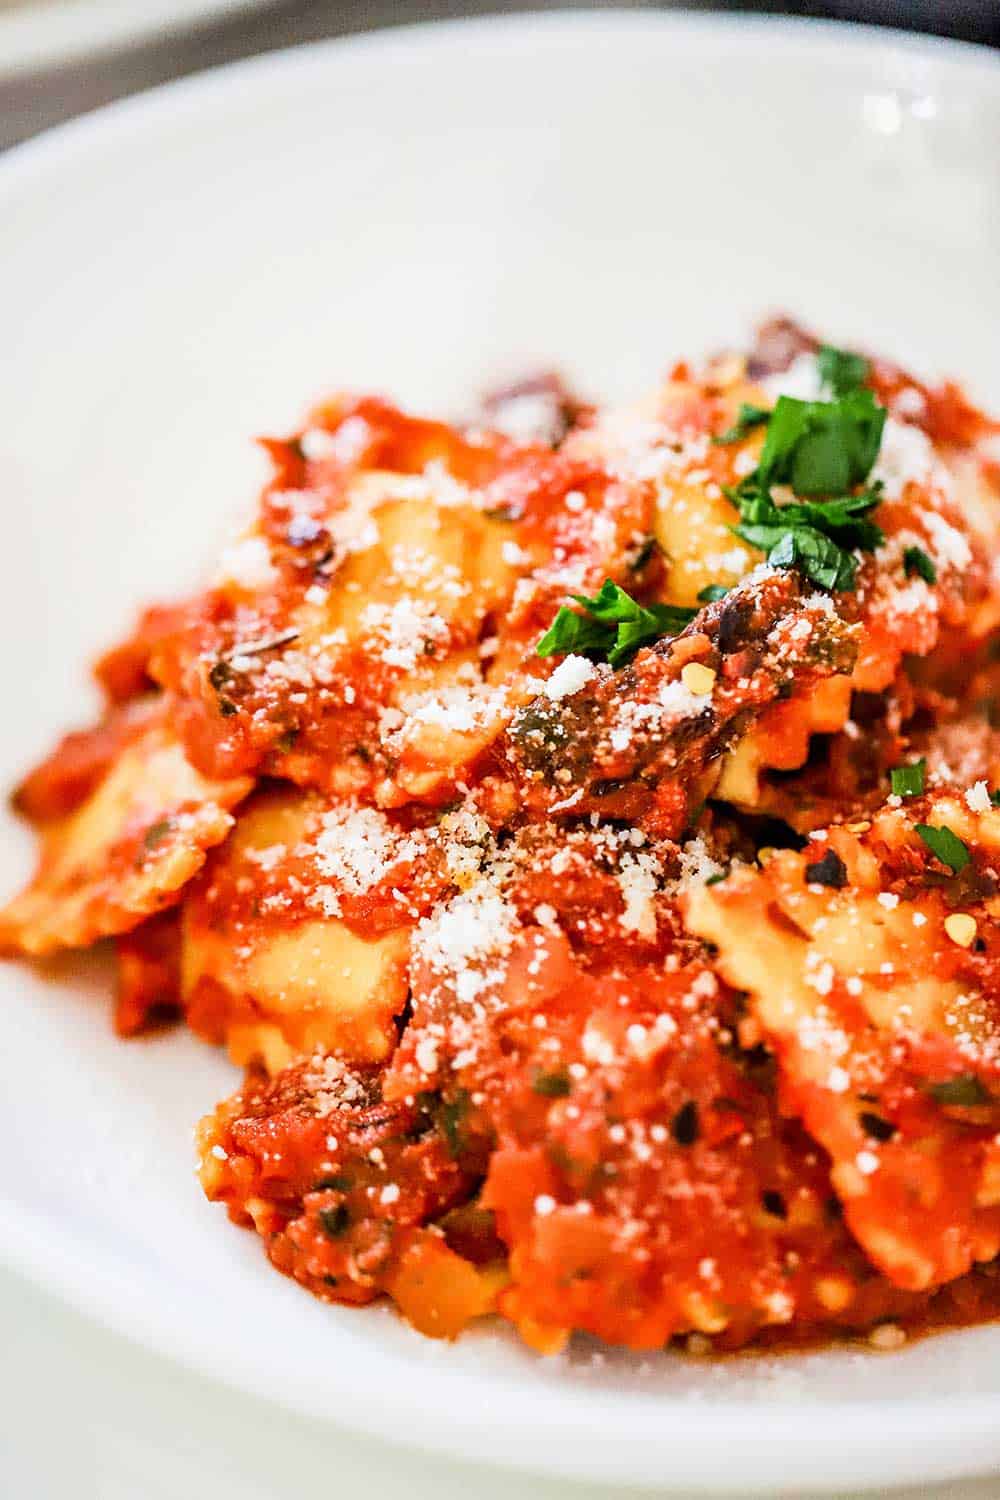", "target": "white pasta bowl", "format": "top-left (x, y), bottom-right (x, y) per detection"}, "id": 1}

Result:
top-left (1, 12), bottom-right (999, 1492)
